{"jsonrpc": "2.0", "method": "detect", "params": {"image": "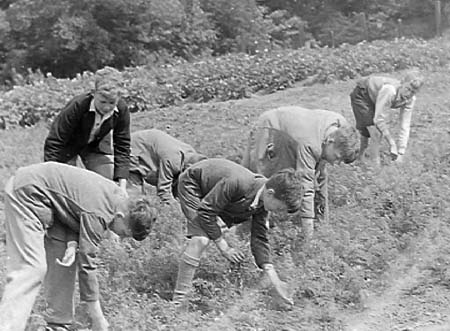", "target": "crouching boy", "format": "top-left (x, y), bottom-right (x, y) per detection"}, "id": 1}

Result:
top-left (350, 70), bottom-right (425, 163)
top-left (128, 129), bottom-right (207, 204)
top-left (173, 158), bottom-right (303, 310)
top-left (242, 106), bottom-right (359, 238)
top-left (0, 162), bottom-right (157, 331)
